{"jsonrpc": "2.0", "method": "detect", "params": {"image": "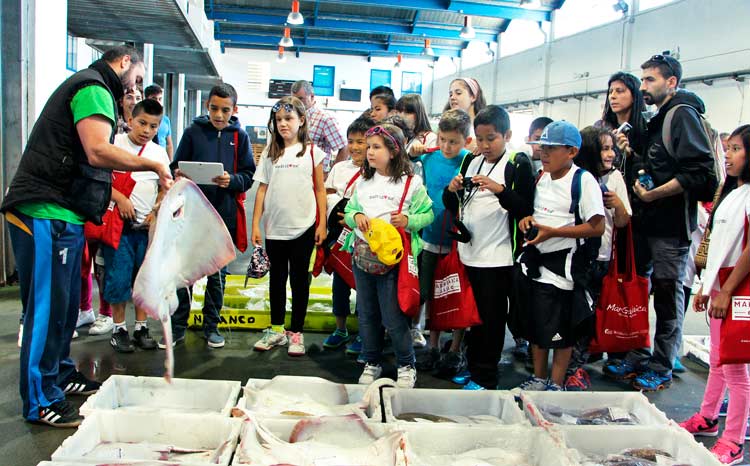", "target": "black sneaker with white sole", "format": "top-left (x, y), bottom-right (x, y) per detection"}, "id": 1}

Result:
top-left (133, 327), bottom-right (157, 350)
top-left (111, 328), bottom-right (135, 353)
top-left (32, 400), bottom-right (82, 428)
top-left (62, 371), bottom-right (101, 396)
top-left (157, 331), bottom-right (186, 349)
